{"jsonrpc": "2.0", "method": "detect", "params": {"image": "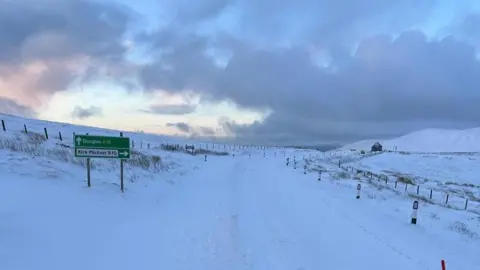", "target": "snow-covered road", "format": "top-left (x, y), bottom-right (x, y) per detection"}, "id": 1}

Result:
top-left (1, 153), bottom-right (476, 270)
top-left (233, 161), bottom-right (423, 270)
